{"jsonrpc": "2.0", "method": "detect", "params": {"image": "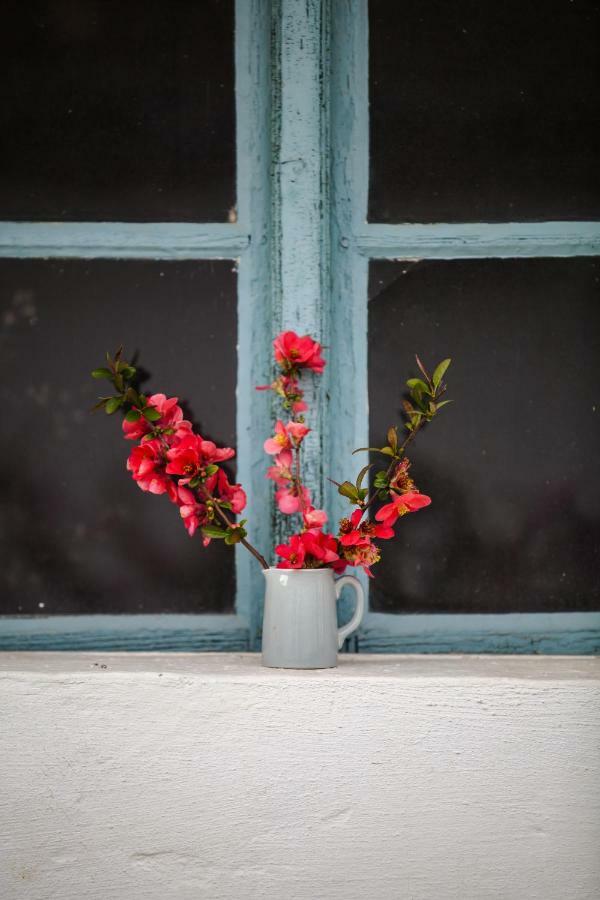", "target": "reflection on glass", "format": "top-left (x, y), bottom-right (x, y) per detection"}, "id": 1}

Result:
top-left (0, 259), bottom-right (237, 614)
top-left (0, 0), bottom-right (235, 221)
top-left (368, 258), bottom-right (600, 613)
top-left (369, 0), bottom-right (600, 222)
